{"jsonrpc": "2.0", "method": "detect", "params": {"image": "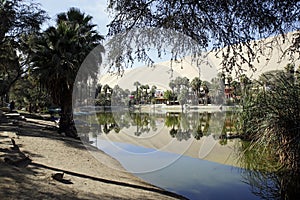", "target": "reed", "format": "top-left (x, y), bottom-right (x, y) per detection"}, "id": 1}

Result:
top-left (238, 71), bottom-right (300, 173)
